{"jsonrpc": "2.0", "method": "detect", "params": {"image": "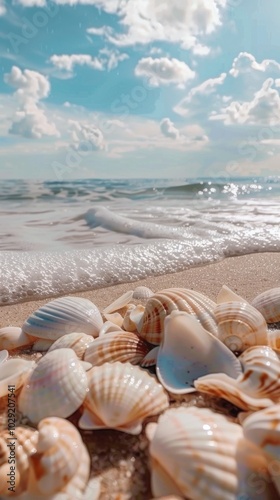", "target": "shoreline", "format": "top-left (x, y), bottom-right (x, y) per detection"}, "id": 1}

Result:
top-left (1, 252), bottom-right (280, 327)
